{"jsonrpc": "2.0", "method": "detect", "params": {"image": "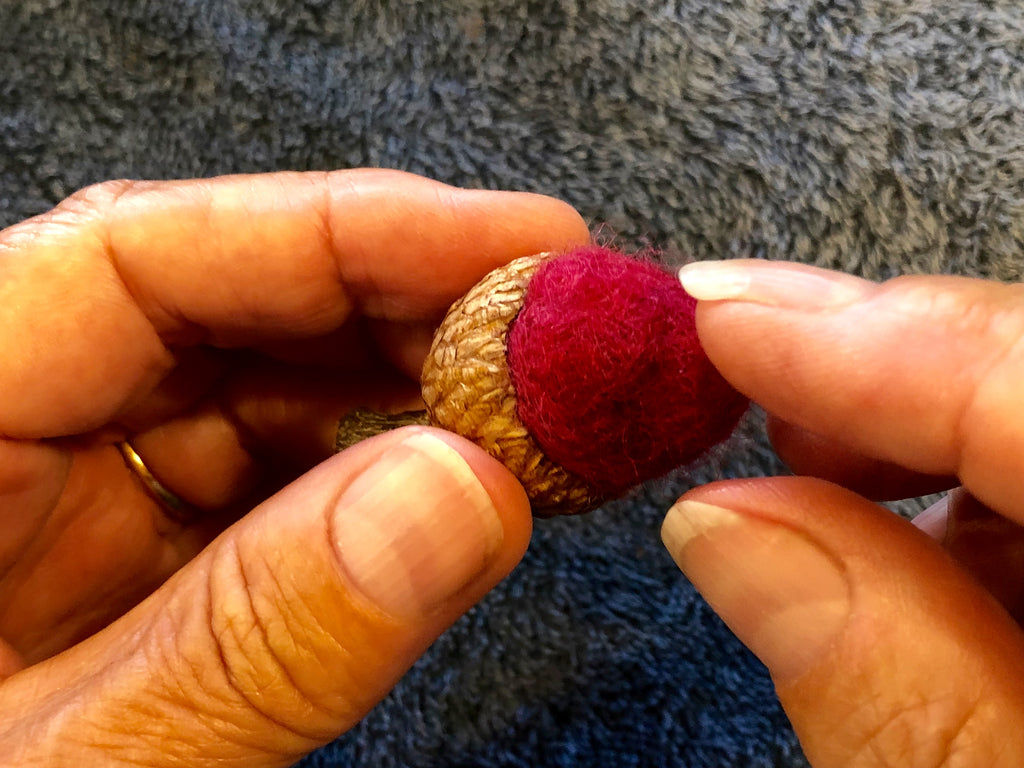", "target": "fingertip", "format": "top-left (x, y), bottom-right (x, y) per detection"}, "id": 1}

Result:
top-left (453, 186), bottom-right (593, 261)
top-left (687, 267), bottom-right (1024, 520)
top-left (912, 494), bottom-right (950, 540)
top-left (666, 477), bottom-right (1024, 768)
top-left (327, 175), bottom-right (592, 320)
top-left (517, 192), bottom-right (592, 250)
top-left (413, 427), bottom-right (534, 568)
top-left (663, 480), bottom-right (852, 683)
top-left (450, 179), bottom-right (589, 236)
top-left (329, 426), bottom-right (532, 622)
